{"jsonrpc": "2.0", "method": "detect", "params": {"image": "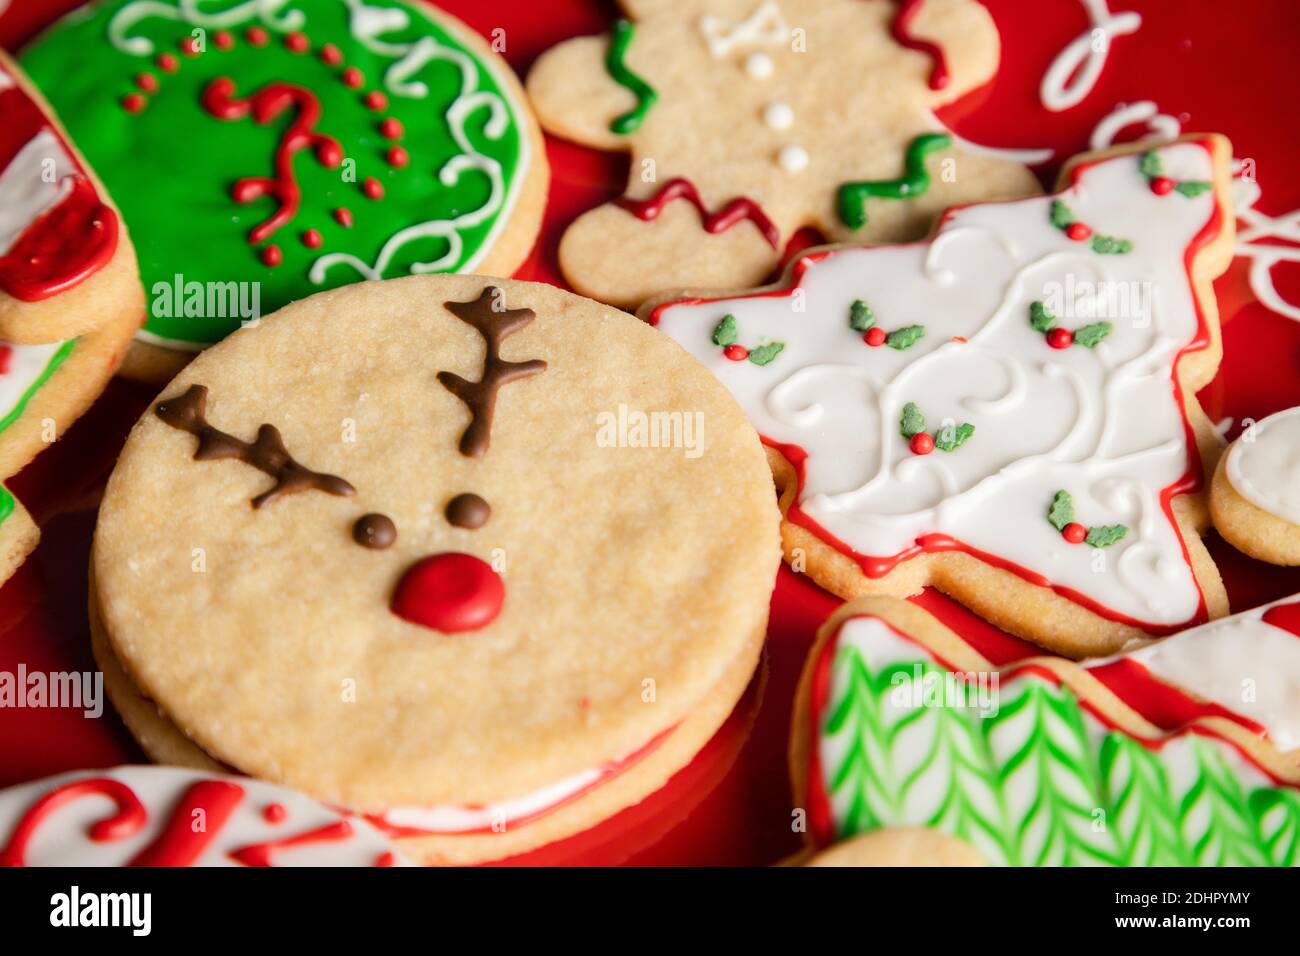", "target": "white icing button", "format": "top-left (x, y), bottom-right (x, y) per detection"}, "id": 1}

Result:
top-left (763, 101), bottom-right (794, 130)
top-left (778, 144), bottom-right (809, 173)
top-left (745, 52), bottom-right (774, 78)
